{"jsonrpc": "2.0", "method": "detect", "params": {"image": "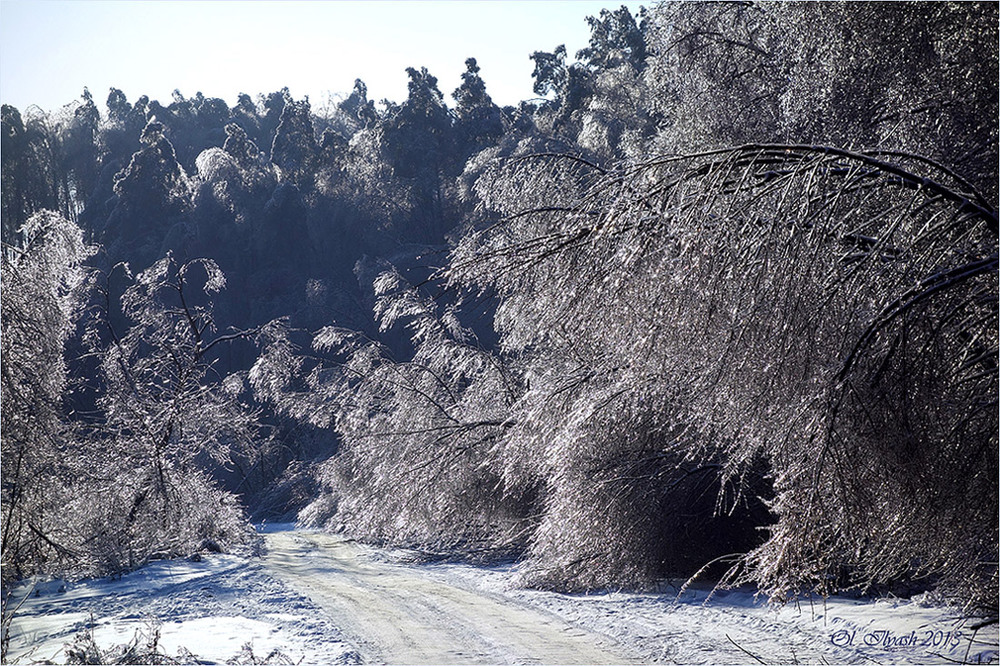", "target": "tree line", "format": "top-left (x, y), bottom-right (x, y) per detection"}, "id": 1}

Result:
top-left (2, 1), bottom-right (997, 625)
